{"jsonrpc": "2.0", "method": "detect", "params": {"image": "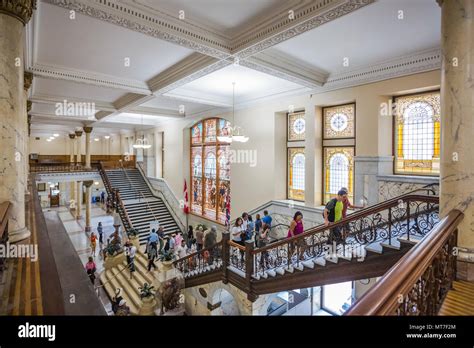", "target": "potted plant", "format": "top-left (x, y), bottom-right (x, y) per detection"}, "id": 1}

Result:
top-left (127, 228), bottom-right (140, 248)
top-left (159, 250), bottom-right (175, 270)
top-left (138, 283), bottom-right (157, 316)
